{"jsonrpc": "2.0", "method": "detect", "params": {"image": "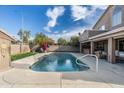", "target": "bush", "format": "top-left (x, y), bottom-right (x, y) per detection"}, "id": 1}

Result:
top-left (70, 36), bottom-right (79, 47)
top-left (11, 52), bottom-right (37, 61)
top-left (57, 38), bottom-right (67, 45)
